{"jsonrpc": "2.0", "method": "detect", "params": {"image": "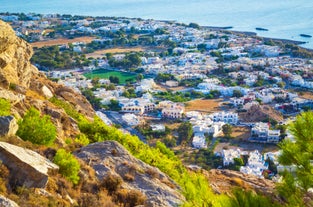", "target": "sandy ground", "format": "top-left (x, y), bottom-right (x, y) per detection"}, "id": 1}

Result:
top-left (299, 91), bottom-right (313, 99)
top-left (185, 99), bottom-right (223, 113)
top-left (85, 47), bottom-right (145, 58)
top-left (31, 36), bottom-right (95, 48)
top-left (230, 126), bottom-right (251, 140)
